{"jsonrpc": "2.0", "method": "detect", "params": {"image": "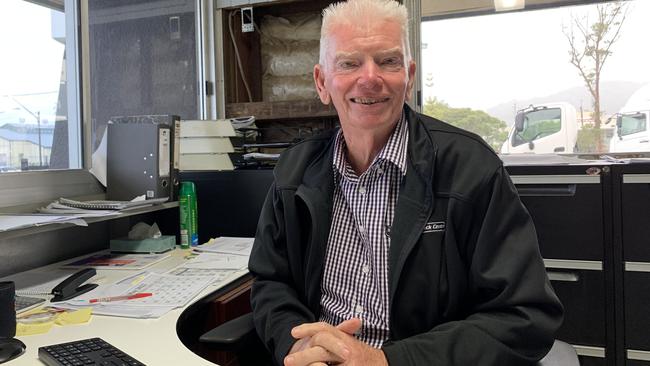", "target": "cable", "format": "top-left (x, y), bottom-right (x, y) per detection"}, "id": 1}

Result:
top-left (229, 10), bottom-right (253, 103)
